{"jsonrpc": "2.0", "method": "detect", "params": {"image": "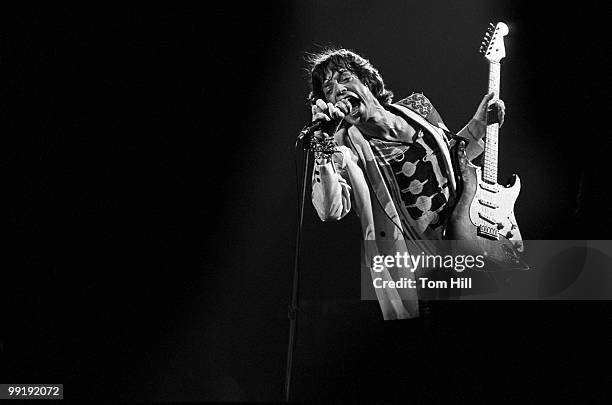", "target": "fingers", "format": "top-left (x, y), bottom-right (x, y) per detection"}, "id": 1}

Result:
top-left (497, 100), bottom-right (505, 126)
top-left (494, 100), bottom-right (505, 109)
top-left (477, 92), bottom-right (494, 110)
top-left (487, 99), bottom-right (506, 127)
top-left (315, 99), bottom-right (327, 111)
top-left (312, 99), bottom-right (330, 122)
top-left (335, 99), bottom-right (351, 115)
top-left (474, 92), bottom-right (507, 126)
top-left (311, 98), bottom-right (348, 122)
top-left (474, 93), bottom-right (495, 122)
top-left (327, 102), bottom-right (345, 120)
top-left (311, 104), bottom-right (318, 116)
top-left (312, 112), bottom-right (331, 122)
